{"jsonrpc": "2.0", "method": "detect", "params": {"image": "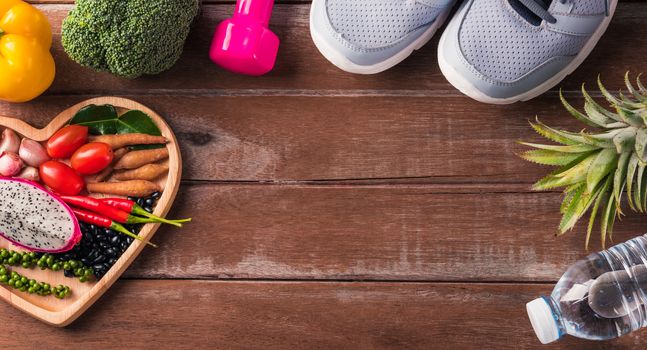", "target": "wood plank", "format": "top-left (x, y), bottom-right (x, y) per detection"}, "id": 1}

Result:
top-left (114, 183), bottom-right (647, 281)
top-left (30, 3), bottom-right (647, 94)
top-left (0, 280), bottom-right (643, 349)
top-left (0, 94), bottom-right (615, 183)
